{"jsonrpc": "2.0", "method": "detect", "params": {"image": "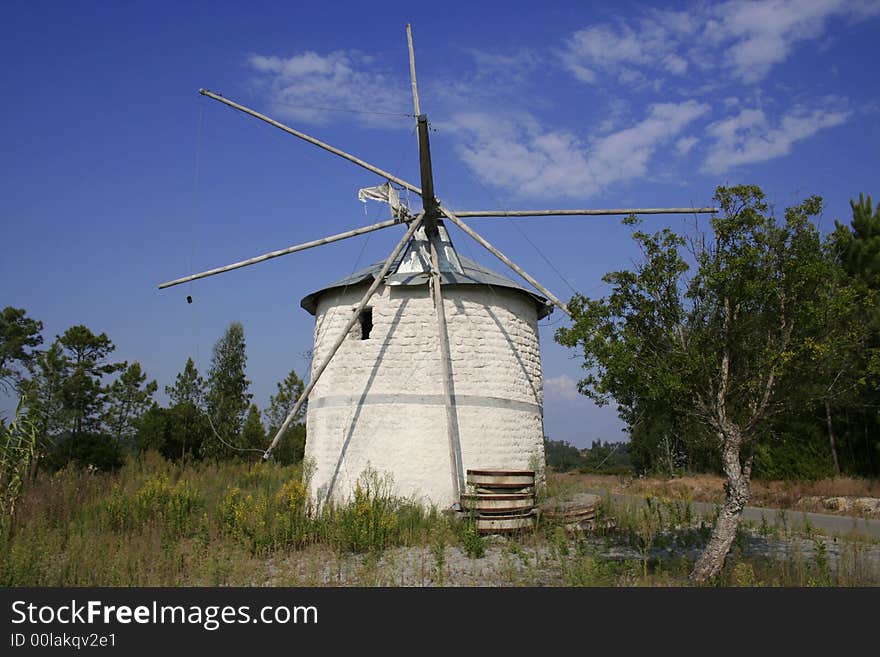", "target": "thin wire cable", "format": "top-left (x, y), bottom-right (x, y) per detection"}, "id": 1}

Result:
top-left (189, 100), bottom-right (204, 299)
top-left (188, 99), bottom-right (273, 457)
top-left (457, 163), bottom-right (579, 296)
